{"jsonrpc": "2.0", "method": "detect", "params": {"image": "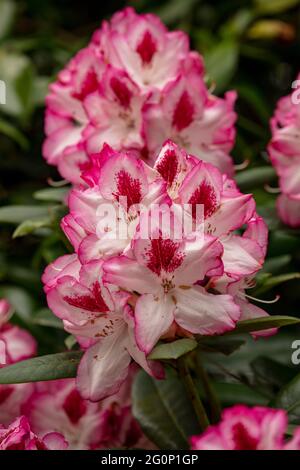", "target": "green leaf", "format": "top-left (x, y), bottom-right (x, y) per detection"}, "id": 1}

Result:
top-left (262, 255), bottom-right (292, 275)
top-left (0, 0), bottom-right (16, 40)
top-left (220, 9), bottom-right (254, 38)
top-left (273, 373), bottom-right (300, 423)
top-left (0, 351), bottom-right (82, 384)
top-left (0, 205), bottom-right (50, 224)
top-left (254, 273), bottom-right (300, 296)
top-left (0, 119), bottom-right (29, 149)
top-left (235, 167), bottom-right (277, 191)
top-left (65, 335), bottom-right (77, 350)
top-left (0, 51), bottom-right (35, 117)
top-left (209, 382), bottom-right (268, 407)
top-left (197, 337), bottom-right (245, 355)
top-left (13, 218), bottom-right (50, 238)
top-left (32, 76), bottom-right (50, 107)
top-left (254, 0), bottom-right (300, 14)
top-left (149, 339), bottom-right (197, 360)
top-left (154, 0), bottom-right (198, 24)
top-left (203, 333), bottom-right (296, 381)
top-left (34, 187), bottom-right (69, 202)
top-left (0, 286), bottom-right (34, 321)
top-left (235, 83), bottom-right (270, 123)
top-left (251, 357), bottom-right (297, 392)
top-left (32, 308), bottom-right (63, 329)
top-left (228, 316), bottom-right (300, 335)
top-left (204, 41), bottom-right (238, 93)
top-left (132, 368), bottom-right (201, 450)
